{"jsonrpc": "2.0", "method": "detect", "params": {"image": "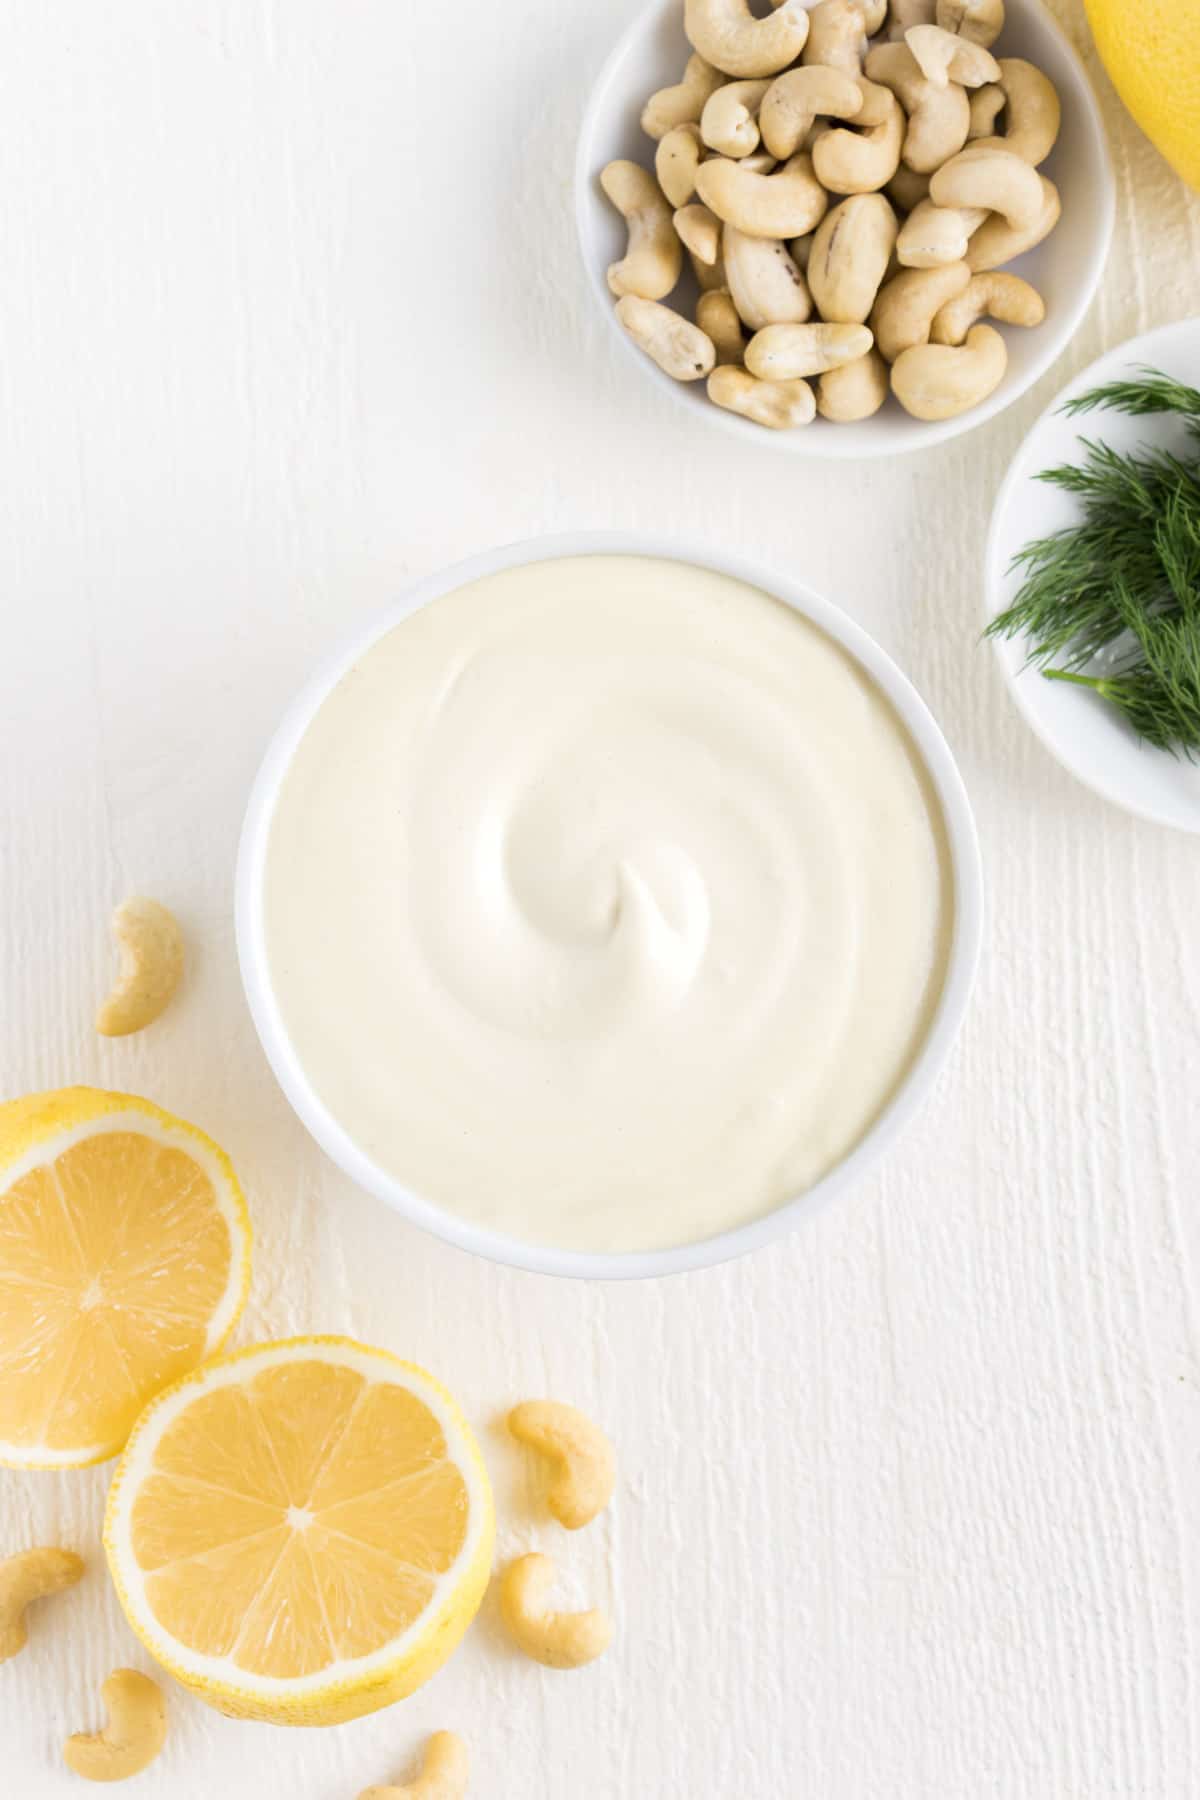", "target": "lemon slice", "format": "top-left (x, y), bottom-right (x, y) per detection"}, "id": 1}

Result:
top-left (0, 1088), bottom-right (251, 1469)
top-left (1085, 0), bottom-right (1200, 192)
top-left (105, 1338), bottom-right (495, 1725)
